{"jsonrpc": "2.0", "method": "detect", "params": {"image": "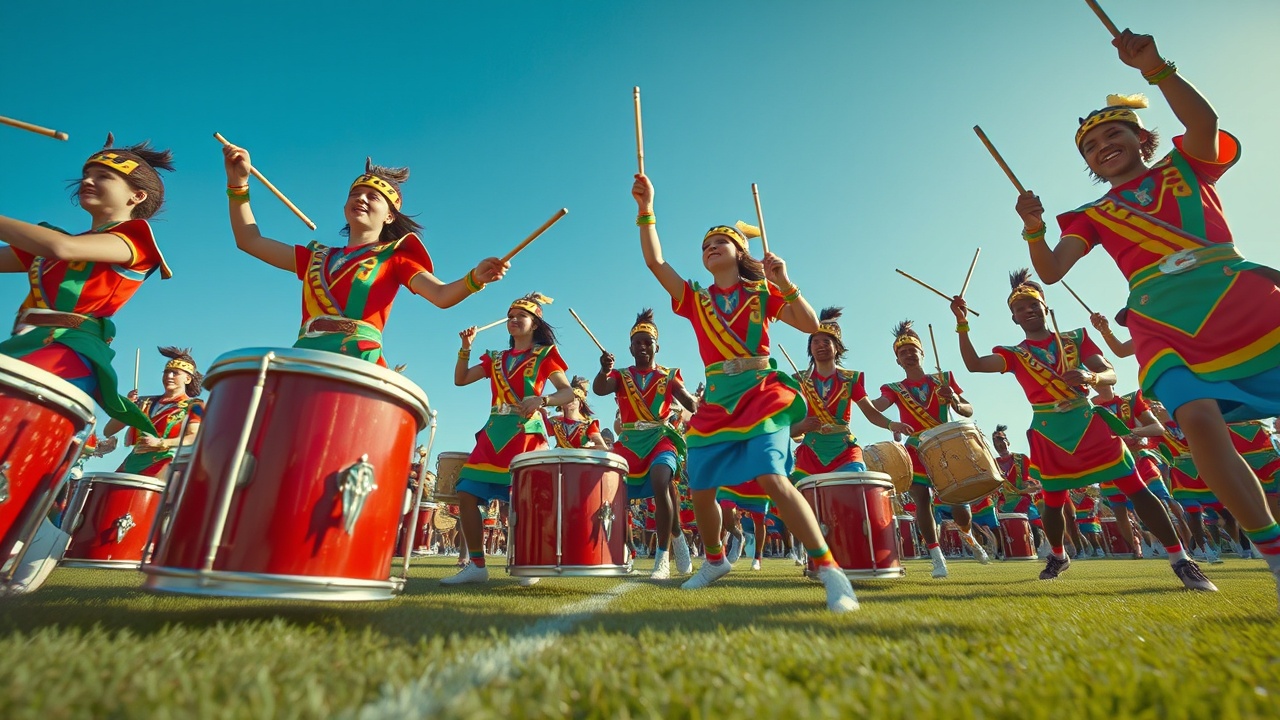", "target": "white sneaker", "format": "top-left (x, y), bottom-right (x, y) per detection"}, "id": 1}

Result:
top-left (441, 563), bottom-right (489, 585)
top-left (1207, 548), bottom-right (1224, 565)
top-left (650, 554), bottom-right (672, 580)
top-left (1094, 548), bottom-right (1105, 558)
top-left (972, 543), bottom-right (991, 565)
top-left (1242, 547), bottom-right (1256, 560)
top-left (681, 560), bottom-right (731, 589)
top-left (751, 559), bottom-right (762, 571)
top-left (517, 576), bottom-right (540, 586)
top-left (930, 547), bottom-right (948, 579)
top-left (726, 535), bottom-right (744, 563)
top-left (816, 566), bottom-right (859, 613)
top-left (3, 519), bottom-right (70, 596)
top-left (672, 535), bottom-right (694, 575)
top-left (1192, 547), bottom-right (1209, 562)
